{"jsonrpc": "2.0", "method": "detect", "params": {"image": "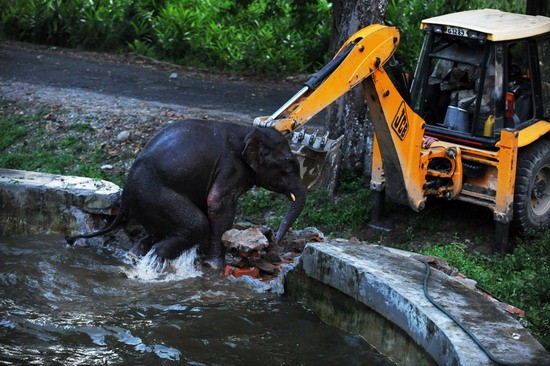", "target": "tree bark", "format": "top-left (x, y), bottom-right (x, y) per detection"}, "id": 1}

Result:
top-left (526, 0), bottom-right (549, 16)
top-left (325, 0), bottom-right (389, 179)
